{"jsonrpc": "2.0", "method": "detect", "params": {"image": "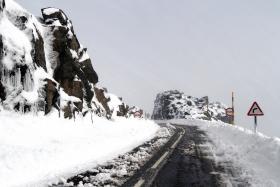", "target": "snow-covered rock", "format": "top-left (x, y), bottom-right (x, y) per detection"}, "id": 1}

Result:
top-left (0, 0), bottom-right (130, 119)
top-left (0, 0), bottom-right (48, 113)
top-left (152, 90), bottom-right (230, 122)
